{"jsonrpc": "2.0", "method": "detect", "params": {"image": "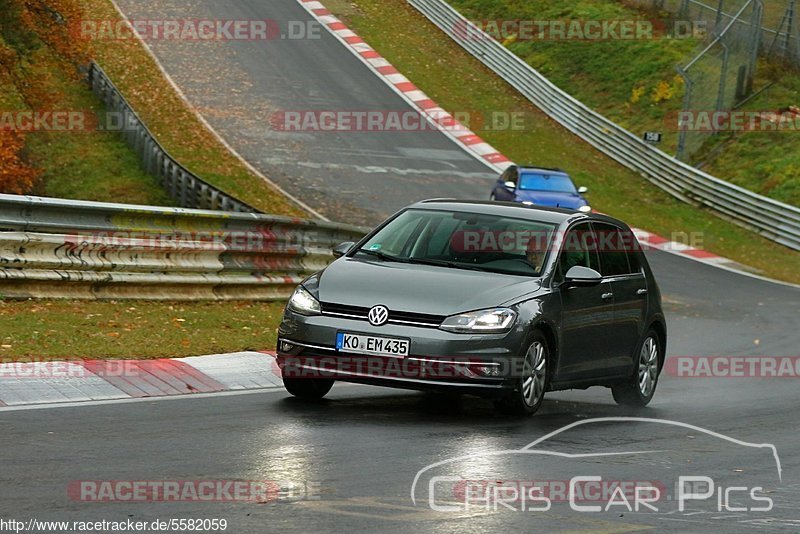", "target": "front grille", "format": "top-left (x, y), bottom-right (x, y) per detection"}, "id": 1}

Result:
top-left (320, 302), bottom-right (368, 317)
top-left (320, 302), bottom-right (445, 328)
